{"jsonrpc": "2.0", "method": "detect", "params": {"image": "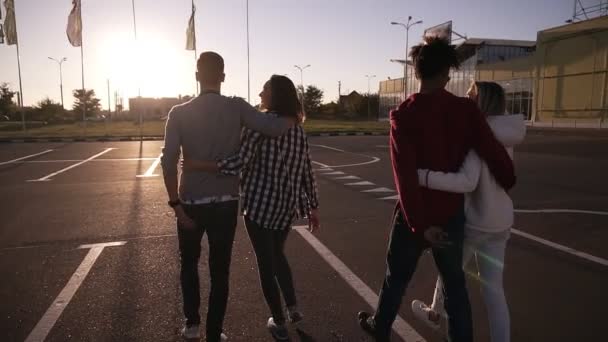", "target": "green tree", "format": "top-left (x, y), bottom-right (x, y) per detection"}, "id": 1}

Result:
top-left (34, 98), bottom-right (66, 122)
top-left (357, 94), bottom-right (380, 119)
top-left (72, 89), bottom-right (101, 120)
top-left (298, 85), bottom-right (323, 115)
top-left (0, 83), bottom-right (17, 119)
